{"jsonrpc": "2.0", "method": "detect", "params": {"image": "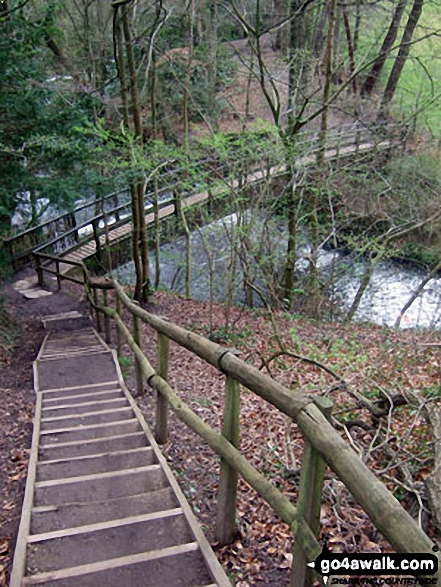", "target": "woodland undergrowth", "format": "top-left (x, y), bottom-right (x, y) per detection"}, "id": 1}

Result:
top-left (118, 290), bottom-right (441, 586)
